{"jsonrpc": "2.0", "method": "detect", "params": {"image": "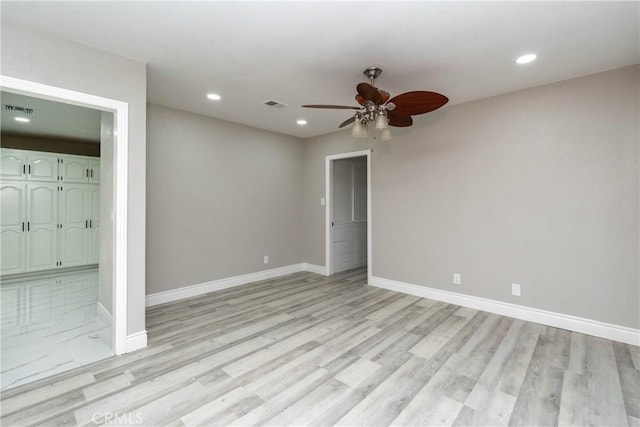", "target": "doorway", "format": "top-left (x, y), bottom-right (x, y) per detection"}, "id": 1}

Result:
top-left (0, 92), bottom-right (111, 390)
top-left (0, 75), bottom-right (130, 386)
top-left (325, 150), bottom-right (372, 283)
